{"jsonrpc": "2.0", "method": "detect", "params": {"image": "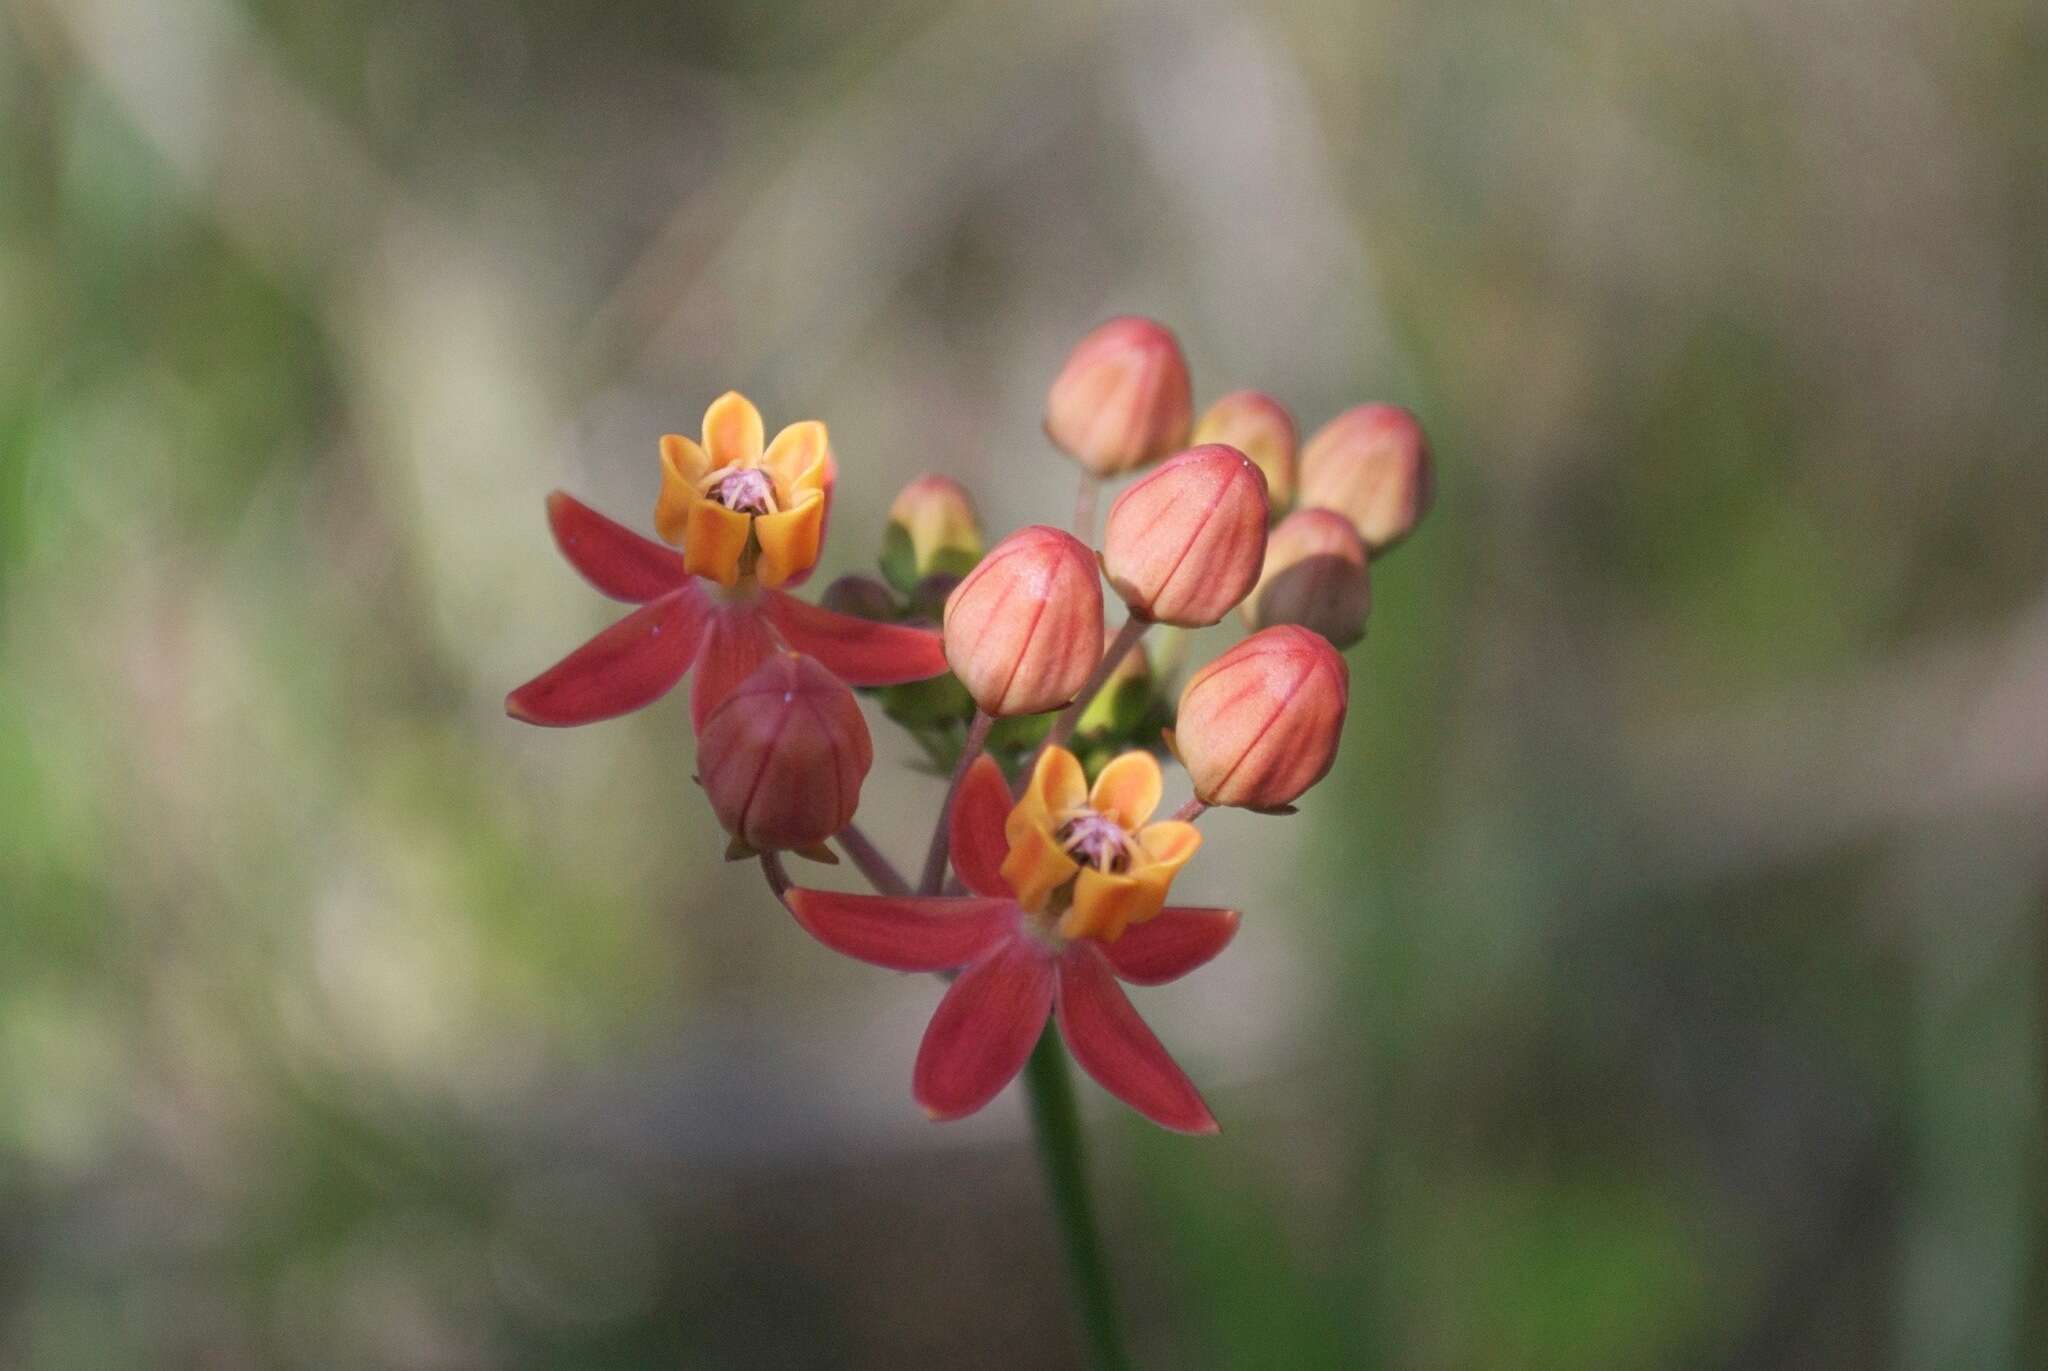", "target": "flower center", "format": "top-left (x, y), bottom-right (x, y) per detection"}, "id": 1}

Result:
top-left (1054, 808), bottom-right (1136, 875)
top-left (706, 467), bottom-right (779, 515)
